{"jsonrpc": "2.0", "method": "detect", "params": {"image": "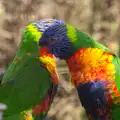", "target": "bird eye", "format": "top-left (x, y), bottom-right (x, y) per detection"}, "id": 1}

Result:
top-left (48, 37), bottom-right (57, 45)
